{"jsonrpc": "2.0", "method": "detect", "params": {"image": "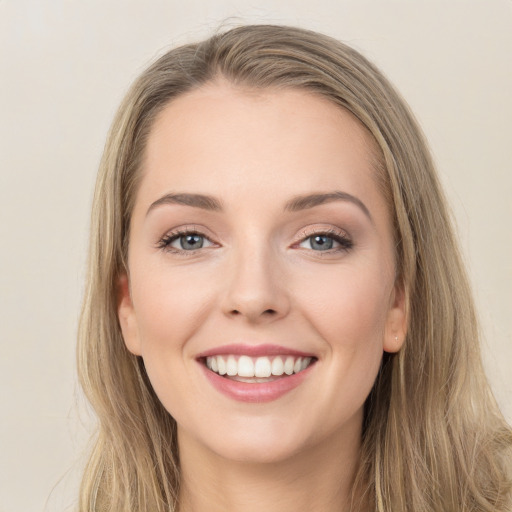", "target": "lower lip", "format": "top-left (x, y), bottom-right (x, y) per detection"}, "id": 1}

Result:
top-left (200, 362), bottom-right (315, 403)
